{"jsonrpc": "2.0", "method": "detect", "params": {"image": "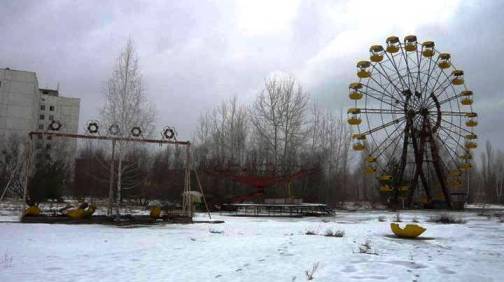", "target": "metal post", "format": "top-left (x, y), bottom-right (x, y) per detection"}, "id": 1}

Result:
top-left (107, 139), bottom-right (116, 216)
top-left (21, 138), bottom-right (32, 218)
top-left (183, 143), bottom-right (193, 218)
top-left (194, 167), bottom-right (211, 219)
